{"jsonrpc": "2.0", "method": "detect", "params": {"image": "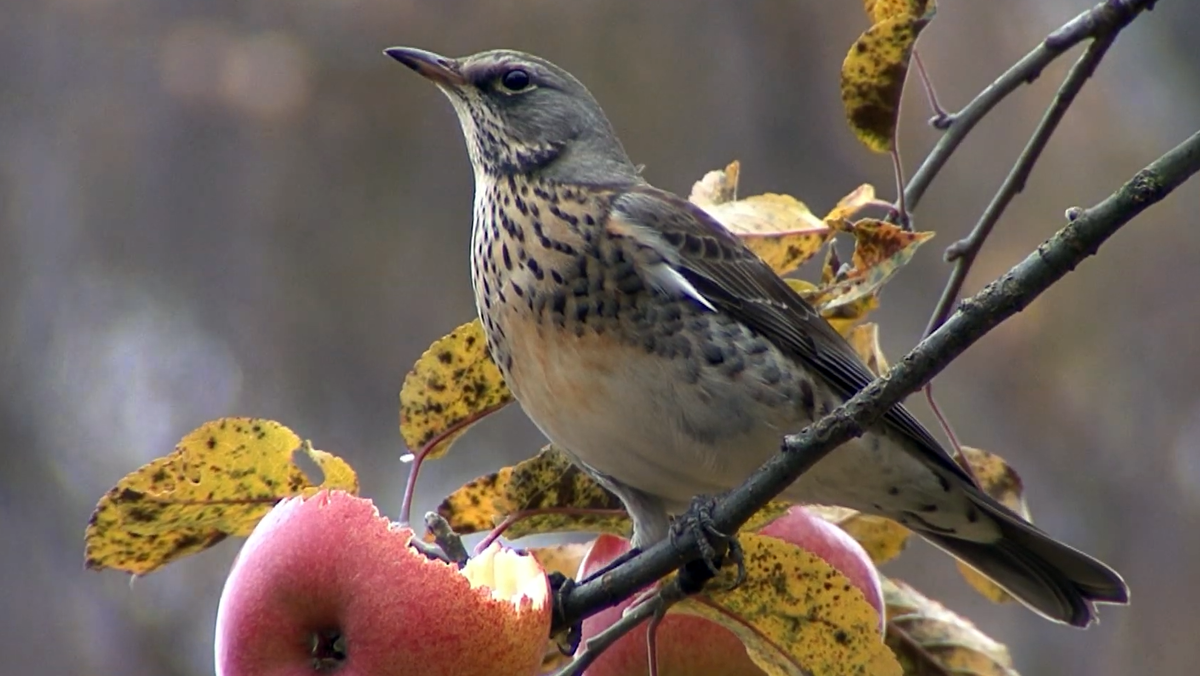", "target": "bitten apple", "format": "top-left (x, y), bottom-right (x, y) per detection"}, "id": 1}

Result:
top-left (214, 490), bottom-right (550, 676)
